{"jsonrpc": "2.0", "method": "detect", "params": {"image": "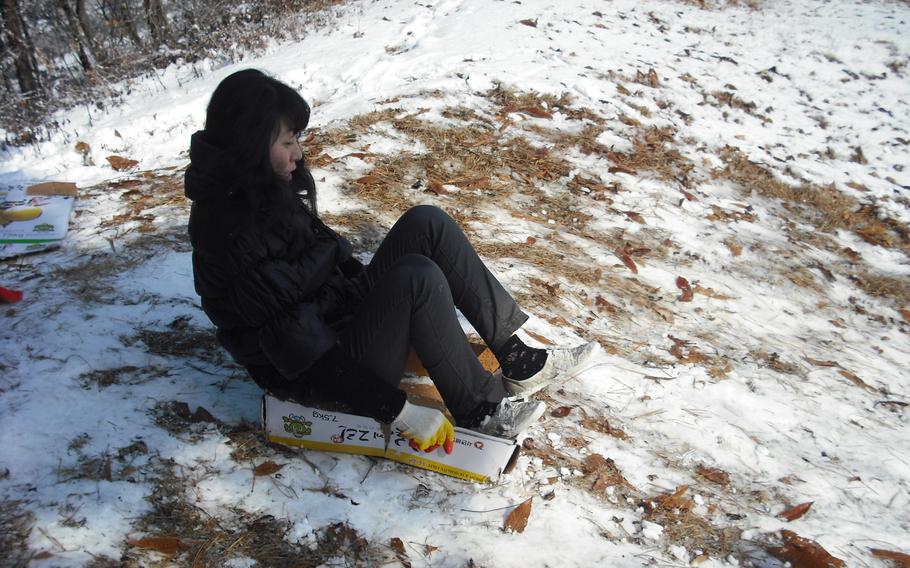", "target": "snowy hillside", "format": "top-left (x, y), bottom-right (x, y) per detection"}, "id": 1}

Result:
top-left (1, 0), bottom-right (908, 566)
